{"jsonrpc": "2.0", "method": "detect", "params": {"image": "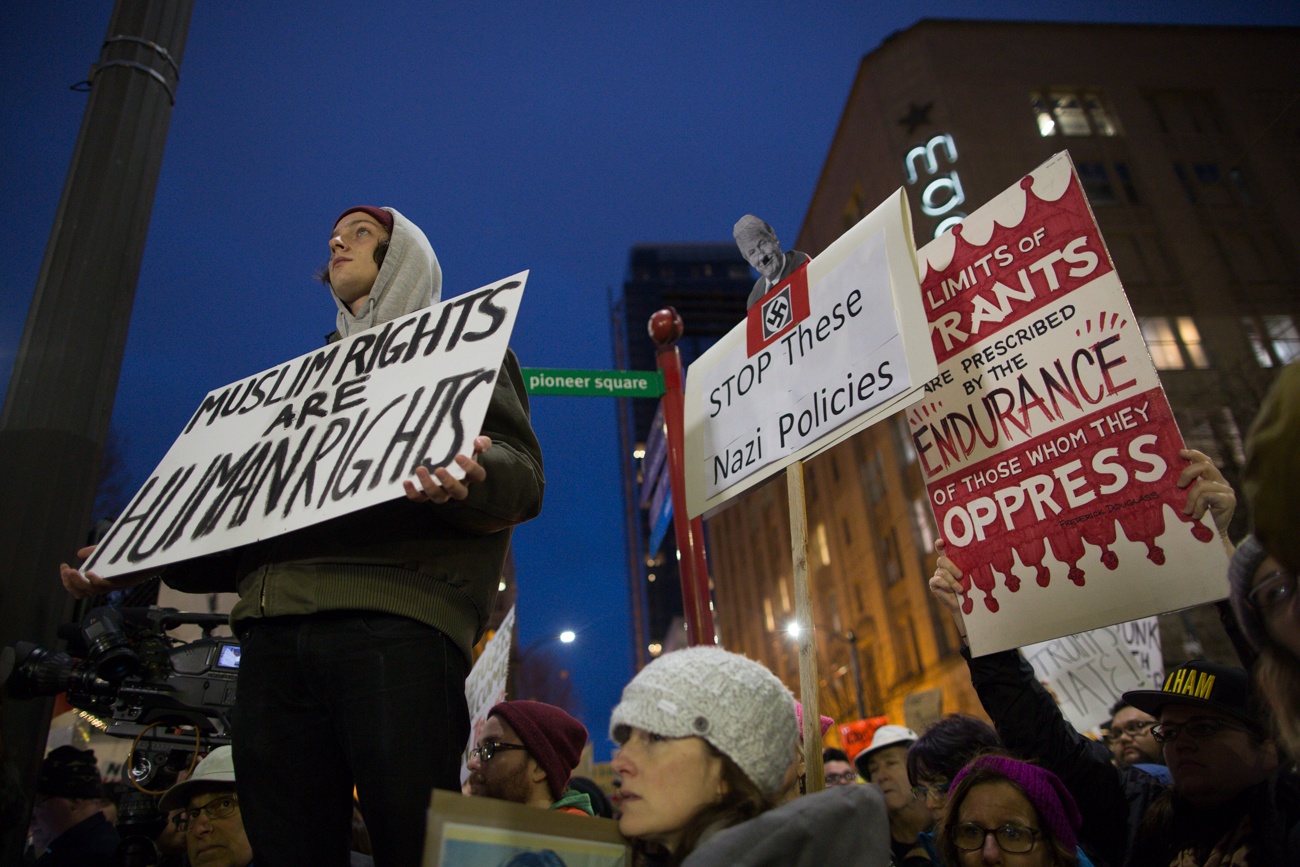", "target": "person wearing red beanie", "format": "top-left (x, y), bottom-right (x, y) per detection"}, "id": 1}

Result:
top-left (467, 701), bottom-right (593, 815)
